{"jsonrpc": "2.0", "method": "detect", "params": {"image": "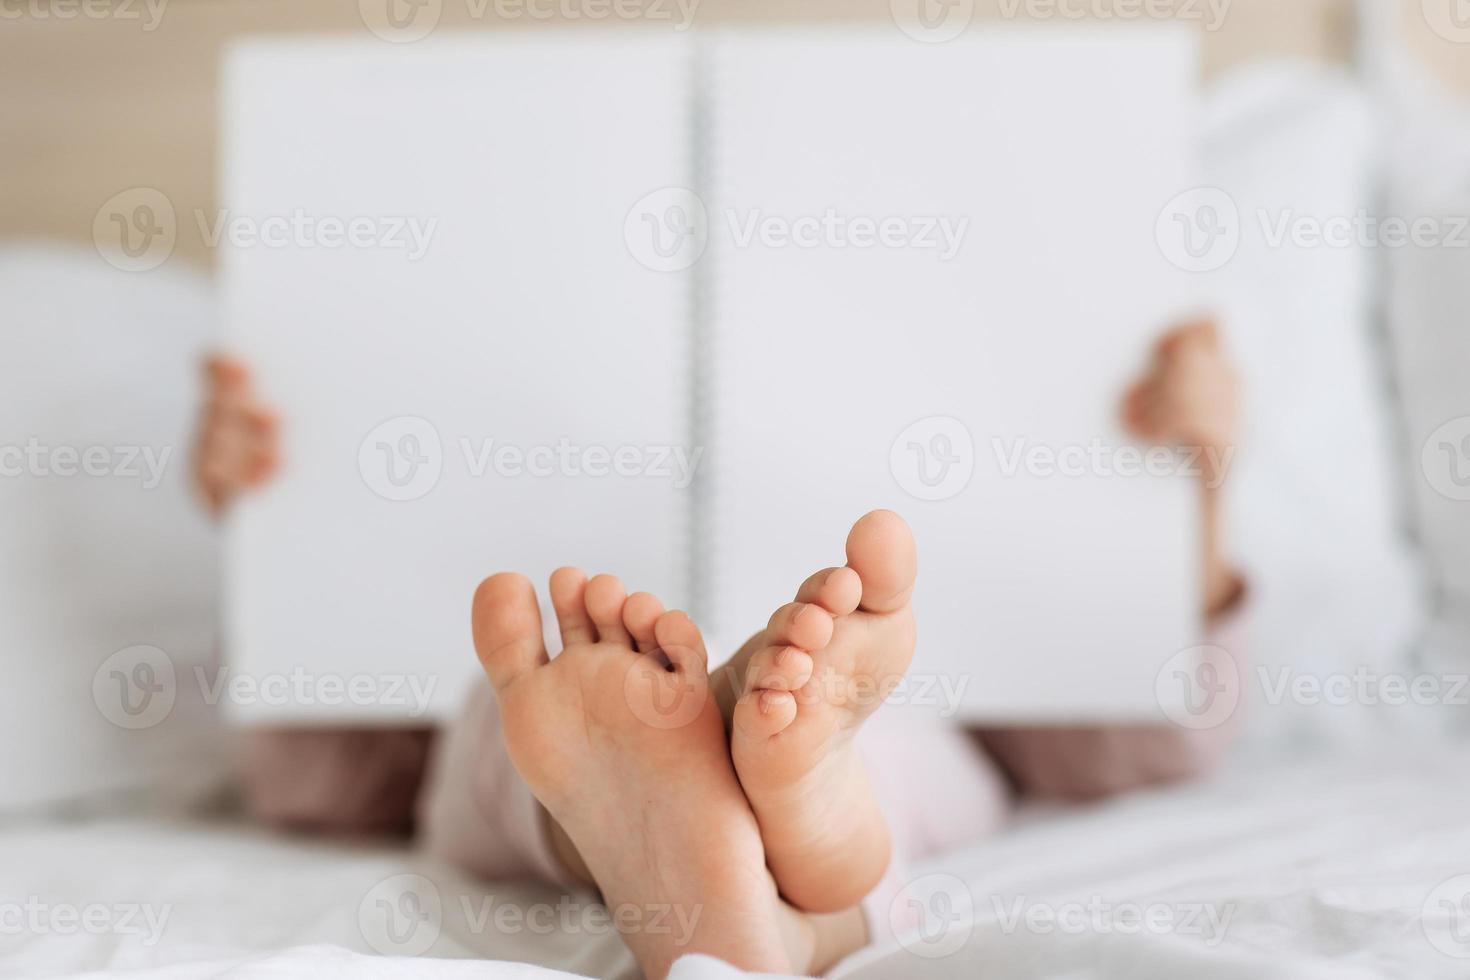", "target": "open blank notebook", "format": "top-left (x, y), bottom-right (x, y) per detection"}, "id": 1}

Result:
top-left (221, 28), bottom-right (1199, 724)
